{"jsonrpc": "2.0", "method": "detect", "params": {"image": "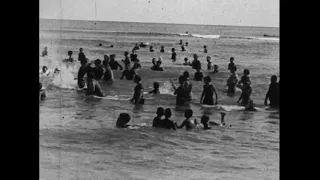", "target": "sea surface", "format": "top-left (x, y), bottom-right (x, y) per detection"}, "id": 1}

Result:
top-left (39, 19), bottom-right (279, 180)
